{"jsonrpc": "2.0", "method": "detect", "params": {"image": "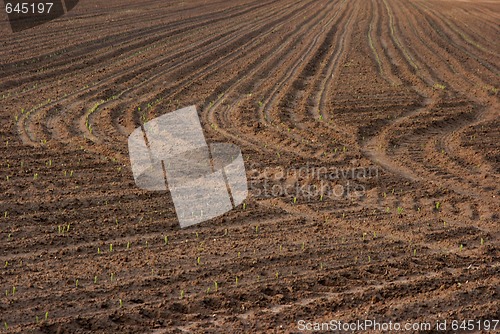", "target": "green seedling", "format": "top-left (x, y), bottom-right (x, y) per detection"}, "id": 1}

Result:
top-left (433, 83), bottom-right (446, 90)
top-left (459, 244), bottom-right (463, 252)
top-left (197, 256), bottom-right (201, 265)
top-left (119, 299), bottom-right (123, 308)
top-left (275, 272), bottom-right (279, 279)
top-left (235, 276), bottom-right (239, 286)
top-left (435, 202), bottom-right (441, 211)
top-left (180, 290), bottom-right (184, 299)
top-left (397, 207), bottom-right (404, 215)
top-left (110, 273), bottom-right (115, 282)
top-left (368, 256), bottom-right (371, 263)
top-left (97, 247), bottom-right (101, 254)
top-left (243, 202), bottom-right (247, 210)
top-left (33, 173), bottom-right (39, 180)
top-left (293, 197), bottom-right (297, 204)
top-left (214, 281), bottom-right (218, 292)
top-left (255, 225), bottom-right (259, 234)
top-left (164, 236), bottom-right (168, 245)
top-left (4, 322), bottom-right (8, 330)
top-left (362, 232), bottom-right (367, 241)
top-left (12, 286), bottom-right (16, 295)
top-left (75, 279), bottom-right (79, 288)
top-left (301, 242), bottom-right (305, 250)
top-left (109, 244), bottom-right (113, 252)
top-left (413, 249), bottom-right (417, 256)
top-left (237, 251), bottom-right (241, 258)
top-left (45, 311), bottom-right (49, 320)
top-left (127, 241), bottom-right (130, 249)
top-left (481, 238), bottom-right (484, 245)
top-left (94, 276), bottom-right (98, 284)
